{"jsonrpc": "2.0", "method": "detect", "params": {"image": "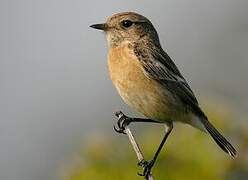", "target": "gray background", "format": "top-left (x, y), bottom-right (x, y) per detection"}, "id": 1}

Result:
top-left (0, 0), bottom-right (247, 180)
